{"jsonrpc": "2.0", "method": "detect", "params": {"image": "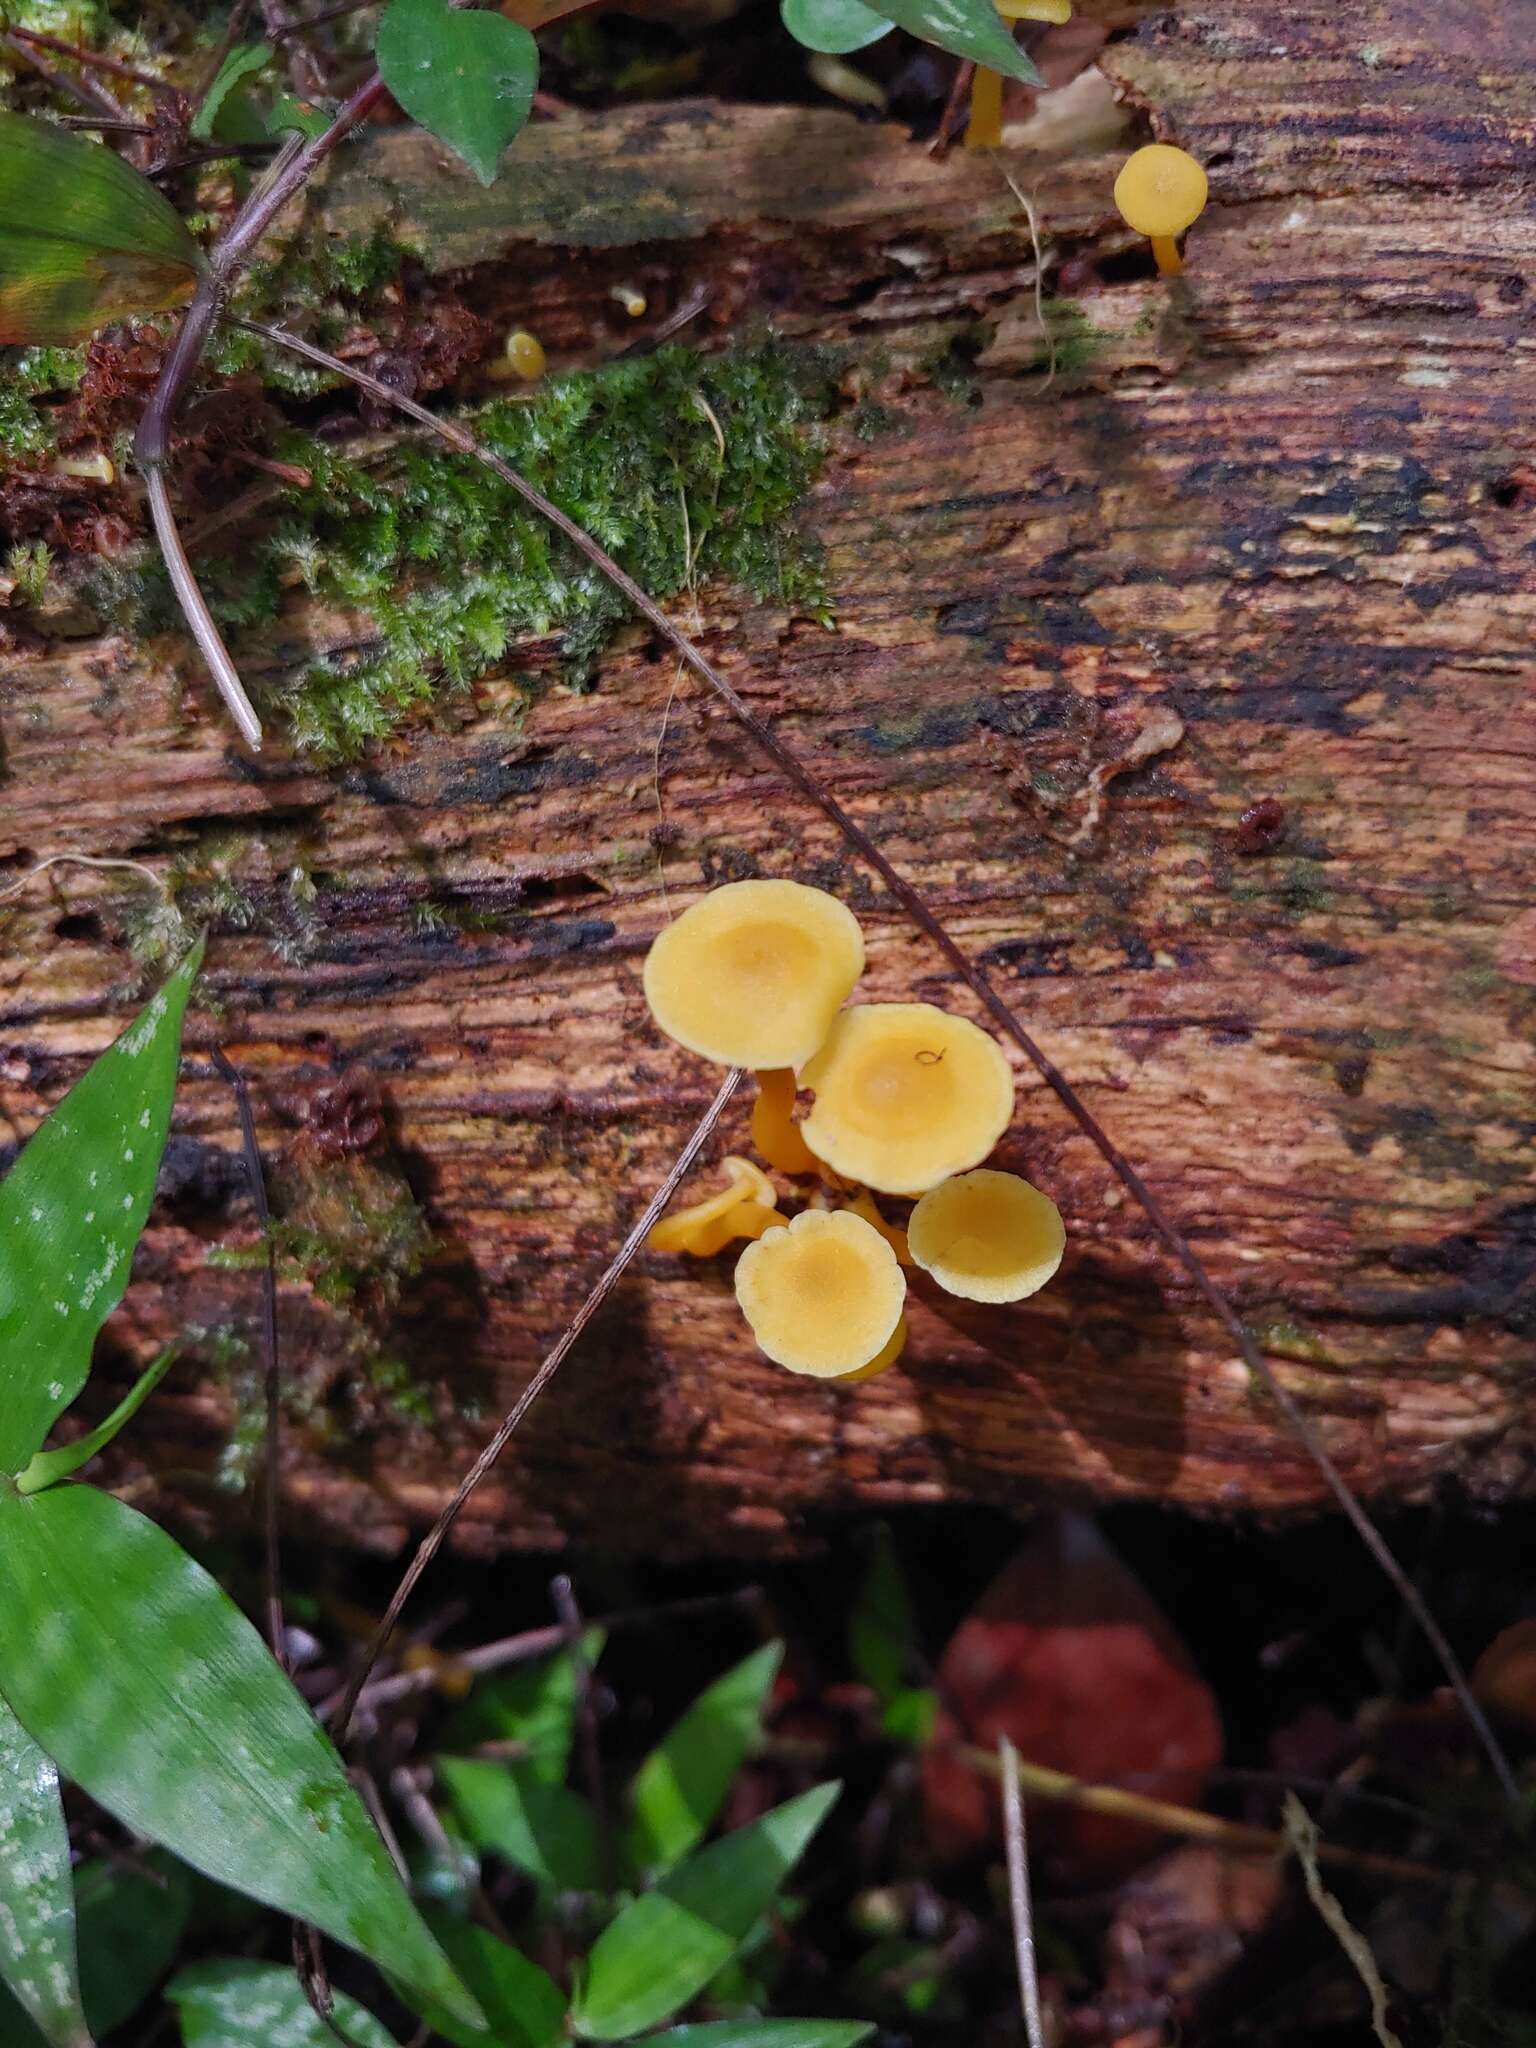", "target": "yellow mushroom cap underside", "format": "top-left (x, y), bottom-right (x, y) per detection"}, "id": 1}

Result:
top-left (648, 1156), bottom-right (779, 1255)
top-left (799, 1003), bottom-right (1015, 1194)
top-left (643, 880), bottom-right (865, 1070)
top-left (1113, 144), bottom-right (1208, 239)
top-left (734, 1208), bottom-right (907, 1377)
top-left (907, 1167), bottom-right (1065, 1303)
